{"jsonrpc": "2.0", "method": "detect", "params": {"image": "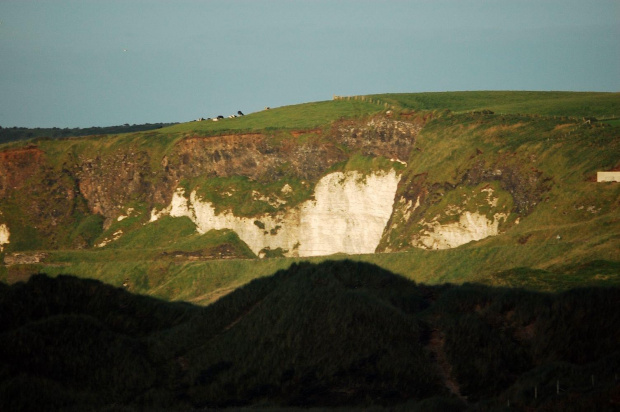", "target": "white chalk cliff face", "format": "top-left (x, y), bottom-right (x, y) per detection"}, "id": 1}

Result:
top-left (0, 223), bottom-right (9, 252)
top-left (413, 211), bottom-right (508, 250)
top-left (151, 170), bottom-right (401, 257)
